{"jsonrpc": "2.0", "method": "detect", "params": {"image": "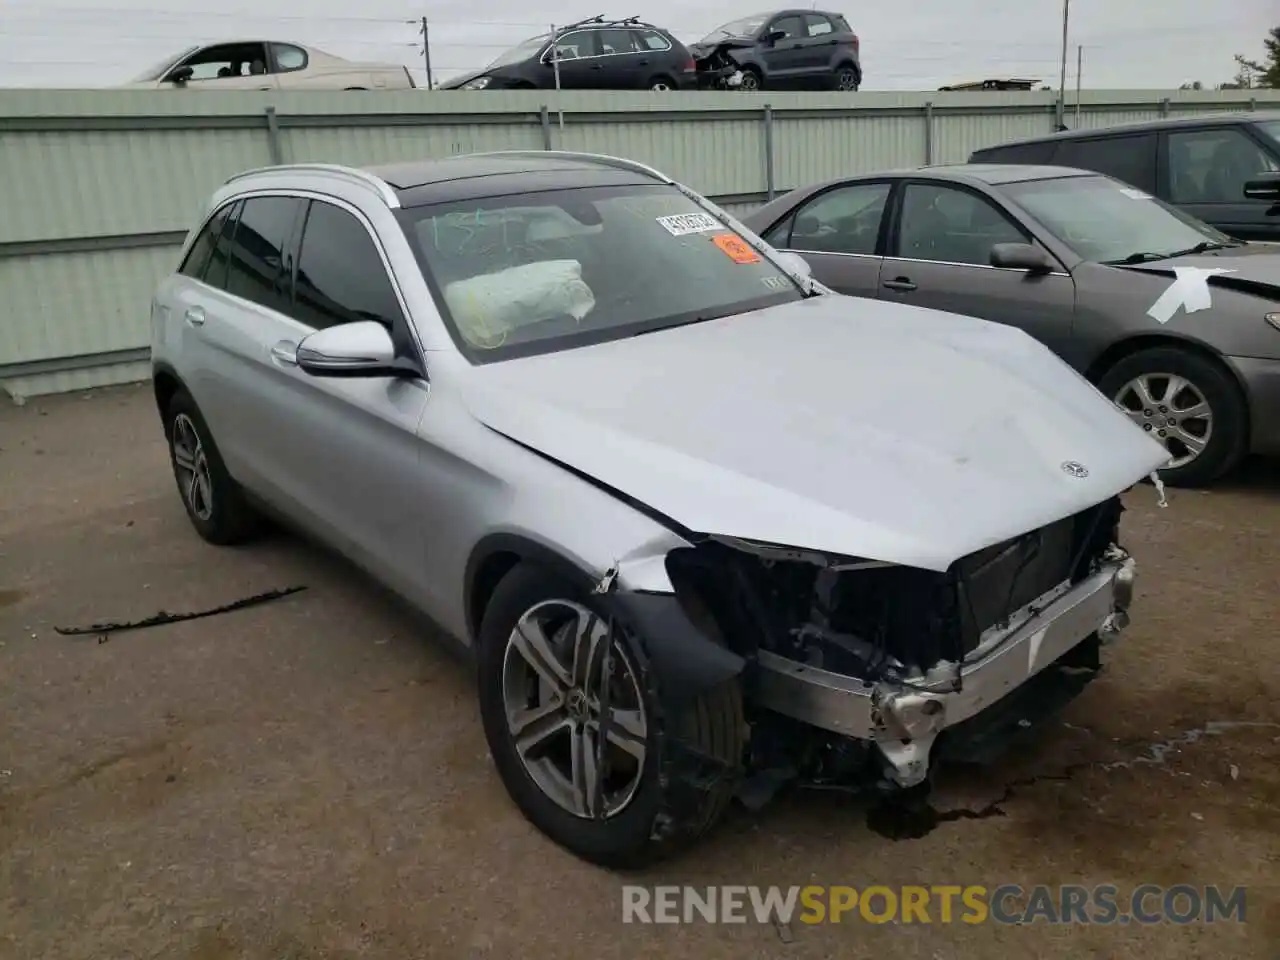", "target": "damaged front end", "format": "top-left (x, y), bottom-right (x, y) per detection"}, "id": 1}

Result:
top-left (662, 495), bottom-right (1136, 794)
top-left (690, 41), bottom-right (752, 89)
